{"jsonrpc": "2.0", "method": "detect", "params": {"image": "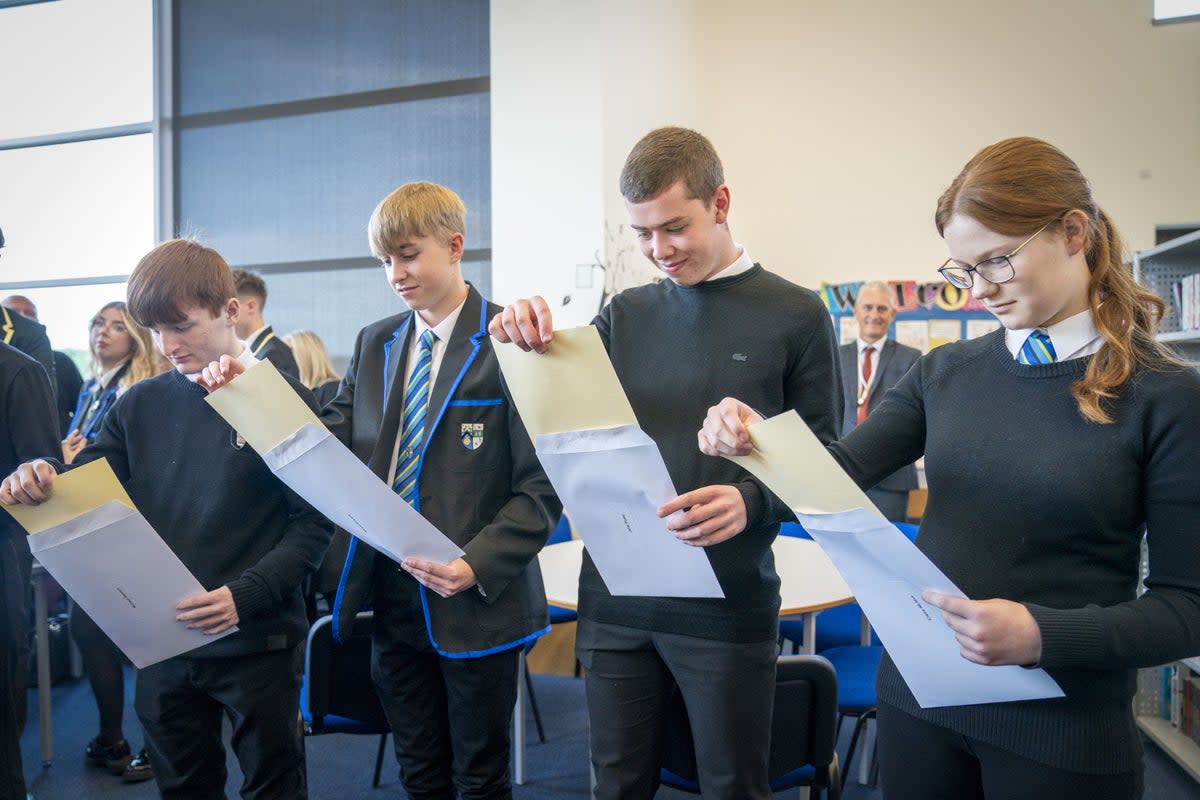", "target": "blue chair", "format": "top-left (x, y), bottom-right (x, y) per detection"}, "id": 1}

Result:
top-left (302, 612), bottom-right (391, 789)
top-left (660, 655), bottom-right (842, 798)
top-left (819, 521), bottom-right (919, 787)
